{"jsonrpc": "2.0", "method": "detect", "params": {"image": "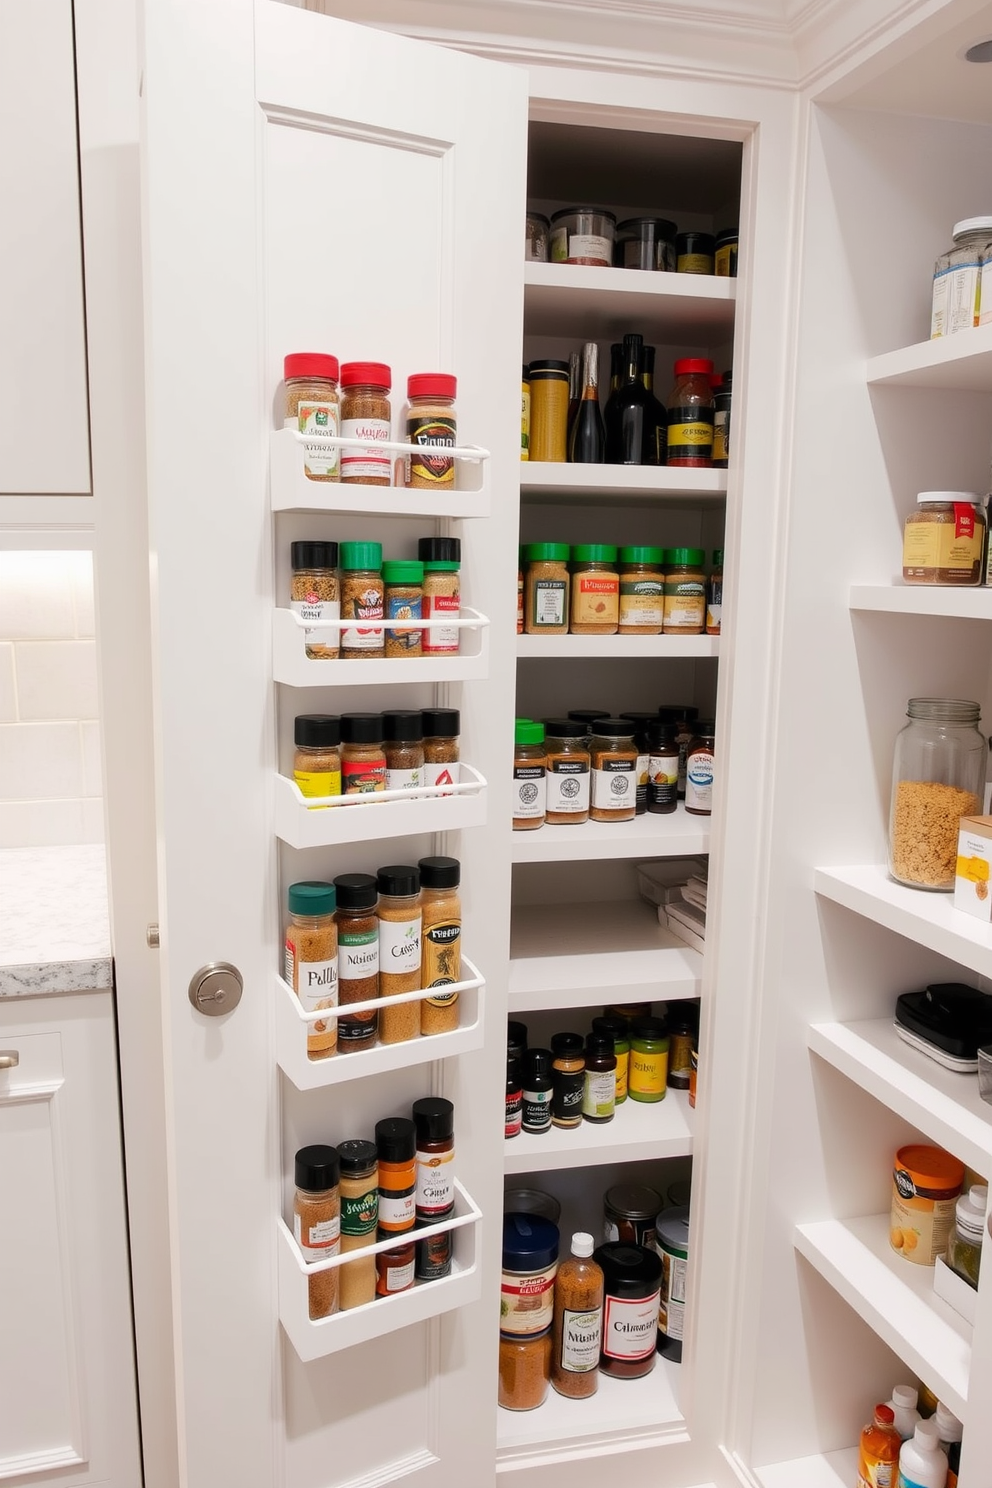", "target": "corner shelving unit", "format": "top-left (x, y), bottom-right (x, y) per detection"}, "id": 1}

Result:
top-left (504, 1091), bottom-right (693, 1174)
top-left (510, 810), bottom-right (710, 863)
